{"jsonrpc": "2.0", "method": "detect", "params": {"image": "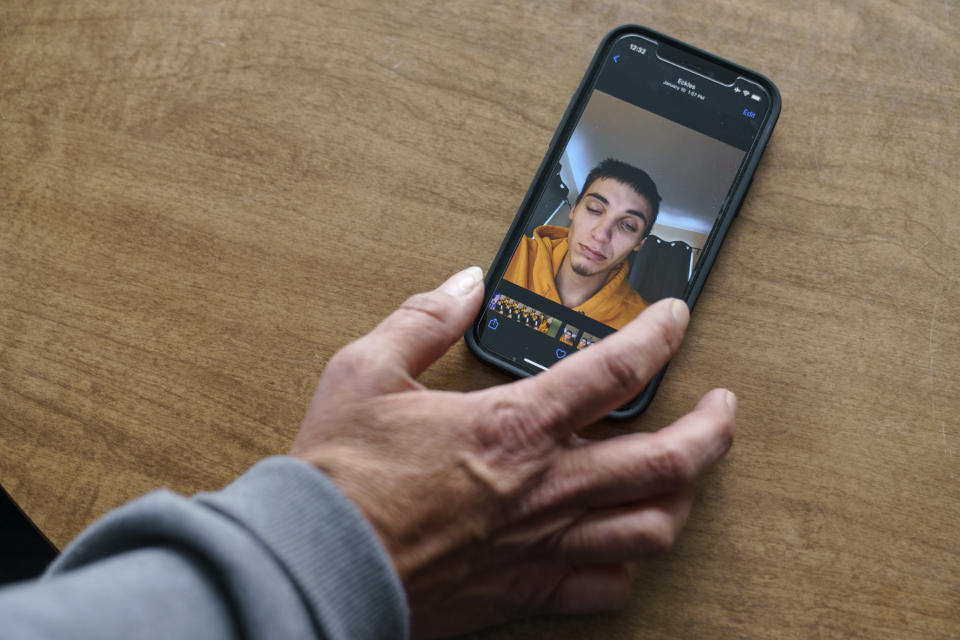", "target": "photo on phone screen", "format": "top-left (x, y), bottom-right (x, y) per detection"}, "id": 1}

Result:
top-left (470, 28), bottom-right (778, 414)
